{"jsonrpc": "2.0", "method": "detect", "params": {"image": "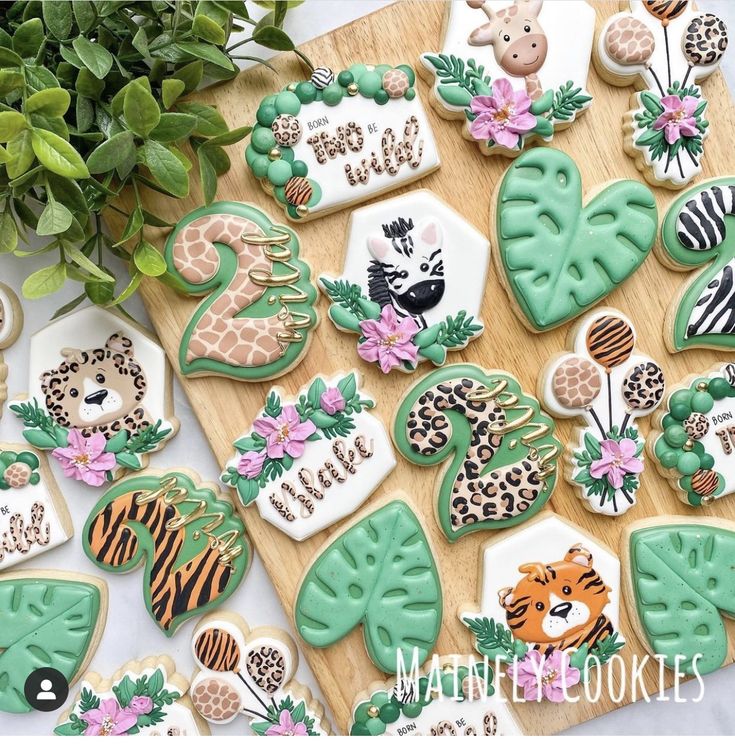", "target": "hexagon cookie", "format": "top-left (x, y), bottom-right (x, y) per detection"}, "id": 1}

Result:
top-left (319, 189), bottom-right (489, 374)
top-left (9, 306), bottom-right (178, 486)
